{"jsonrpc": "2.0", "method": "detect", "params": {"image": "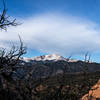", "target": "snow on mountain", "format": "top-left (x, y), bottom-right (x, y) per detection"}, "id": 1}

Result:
top-left (22, 54), bottom-right (79, 62)
top-left (21, 57), bottom-right (32, 62)
top-left (32, 54), bottom-right (66, 61)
